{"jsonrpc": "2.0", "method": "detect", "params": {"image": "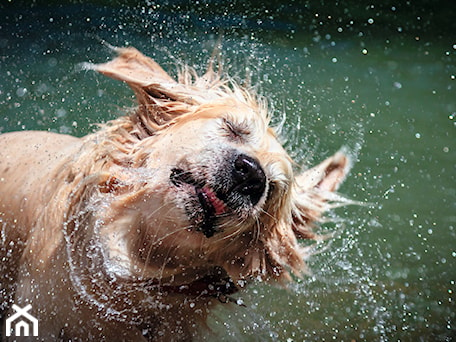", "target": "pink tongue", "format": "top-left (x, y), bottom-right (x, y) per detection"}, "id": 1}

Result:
top-left (203, 187), bottom-right (227, 215)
